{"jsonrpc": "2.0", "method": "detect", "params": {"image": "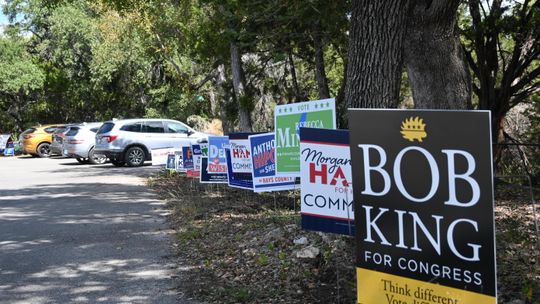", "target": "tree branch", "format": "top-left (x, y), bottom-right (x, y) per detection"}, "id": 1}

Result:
top-left (511, 65), bottom-right (540, 95)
